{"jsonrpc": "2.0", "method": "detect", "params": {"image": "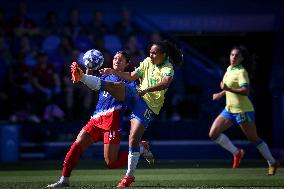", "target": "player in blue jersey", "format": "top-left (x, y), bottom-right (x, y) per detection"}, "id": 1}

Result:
top-left (47, 51), bottom-right (153, 188)
top-left (71, 41), bottom-right (183, 187)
